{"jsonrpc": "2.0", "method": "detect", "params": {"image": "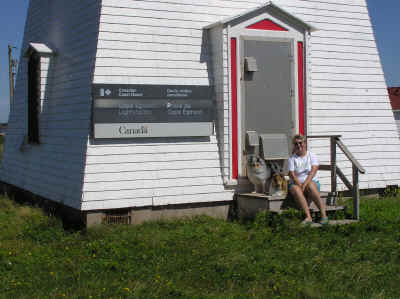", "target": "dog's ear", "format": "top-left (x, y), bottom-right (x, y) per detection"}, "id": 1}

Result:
top-left (256, 156), bottom-right (265, 165)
